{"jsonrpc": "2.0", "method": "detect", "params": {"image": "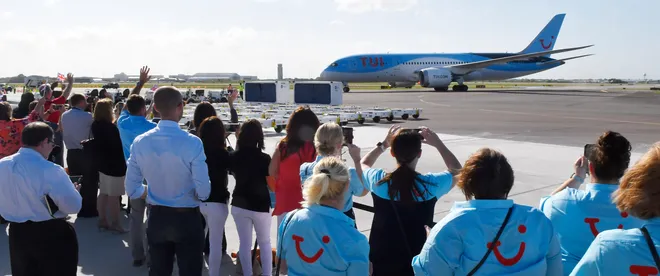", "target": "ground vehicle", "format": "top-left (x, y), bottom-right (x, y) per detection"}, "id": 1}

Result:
top-left (102, 82), bottom-right (120, 89)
